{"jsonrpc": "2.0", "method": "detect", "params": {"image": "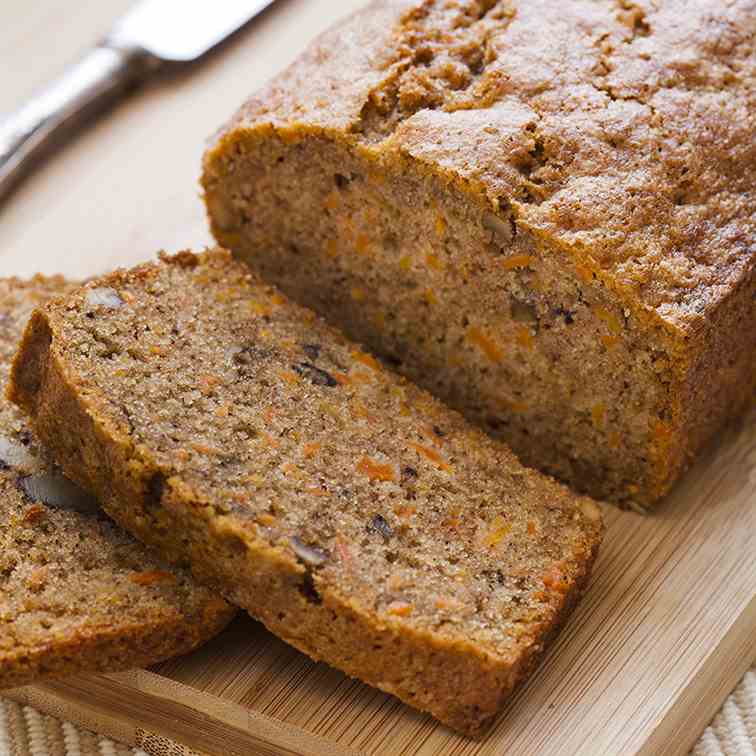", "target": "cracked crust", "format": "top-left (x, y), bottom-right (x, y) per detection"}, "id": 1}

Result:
top-left (217, 0), bottom-right (755, 321)
top-left (203, 0), bottom-right (756, 507)
top-left (0, 276), bottom-right (234, 690)
top-left (8, 250), bottom-right (603, 735)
